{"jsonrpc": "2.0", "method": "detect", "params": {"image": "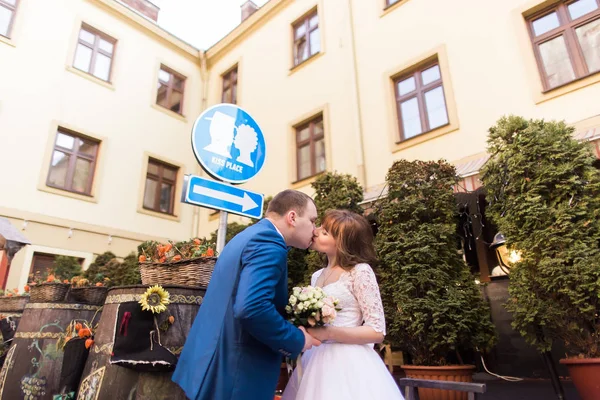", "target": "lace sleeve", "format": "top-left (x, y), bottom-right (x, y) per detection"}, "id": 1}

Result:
top-left (352, 264), bottom-right (386, 335)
